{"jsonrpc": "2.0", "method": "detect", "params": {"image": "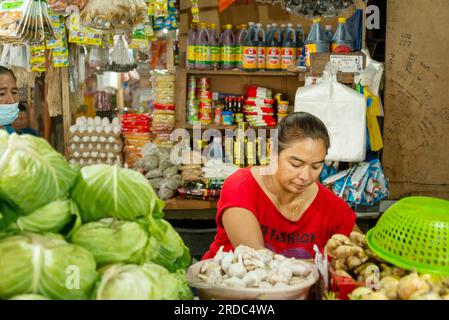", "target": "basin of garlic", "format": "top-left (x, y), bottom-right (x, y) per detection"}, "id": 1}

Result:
top-left (195, 245), bottom-right (315, 289)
